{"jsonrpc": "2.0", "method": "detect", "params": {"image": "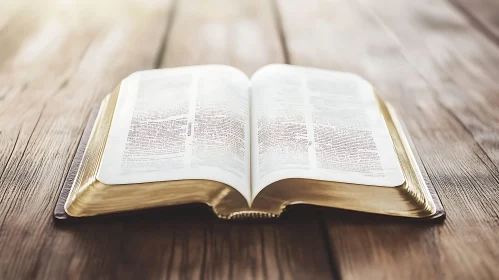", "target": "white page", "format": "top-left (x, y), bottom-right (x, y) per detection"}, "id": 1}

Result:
top-left (97, 65), bottom-right (252, 203)
top-left (250, 64), bottom-right (404, 198)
